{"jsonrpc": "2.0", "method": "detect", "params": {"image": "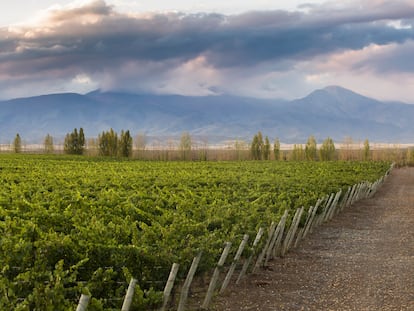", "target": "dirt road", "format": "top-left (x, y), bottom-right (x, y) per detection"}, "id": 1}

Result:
top-left (214, 167), bottom-right (414, 310)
